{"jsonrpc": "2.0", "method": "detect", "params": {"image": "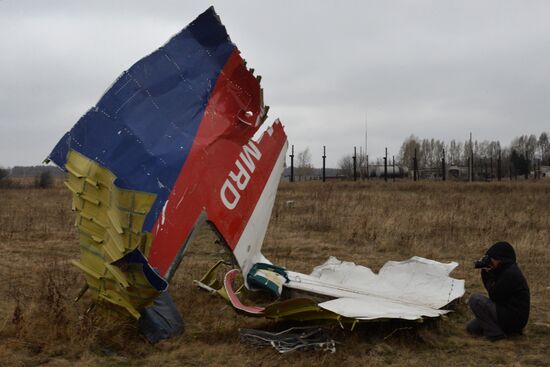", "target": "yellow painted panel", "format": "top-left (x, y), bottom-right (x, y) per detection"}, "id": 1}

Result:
top-left (65, 149), bottom-right (159, 319)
